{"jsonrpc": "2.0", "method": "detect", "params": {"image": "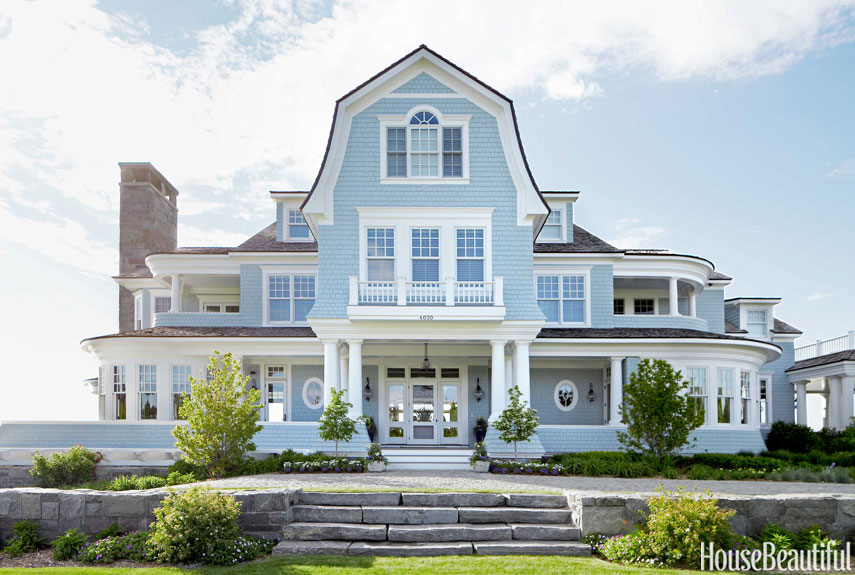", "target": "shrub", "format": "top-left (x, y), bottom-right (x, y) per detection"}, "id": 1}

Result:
top-left (767, 466), bottom-right (855, 483)
top-left (76, 531), bottom-right (150, 563)
top-left (317, 387), bottom-right (357, 458)
top-left (94, 522), bottom-right (123, 541)
top-left (549, 452), bottom-right (655, 478)
top-left (581, 532), bottom-right (609, 554)
top-left (282, 457), bottom-right (364, 473)
top-left (29, 445), bottom-right (102, 488)
top-left (2, 520), bottom-right (48, 557)
top-left (470, 442), bottom-right (488, 466)
top-left (473, 417), bottom-right (488, 443)
top-left (204, 534), bottom-right (276, 565)
top-left (599, 532), bottom-right (663, 567)
top-left (489, 460), bottom-right (564, 475)
top-left (757, 523), bottom-right (840, 552)
top-left (358, 415), bottom-right (377, 442)
top-left (167, 458), bottom-right (208, 480)
top-left (686, 464), bottom-right (716, 480)
top-left (366, 443), bottom-right (387, 463)
top-left (106, 472), bottom-right (197, 491)
top-left (690, 453), bottom-right (783, 472)
top-left (52, 528), bottom-right (88, 560)
top-left (765, 422), bottom-right (822, 453)
top-left (147, 488), bottom-right (243, 564)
